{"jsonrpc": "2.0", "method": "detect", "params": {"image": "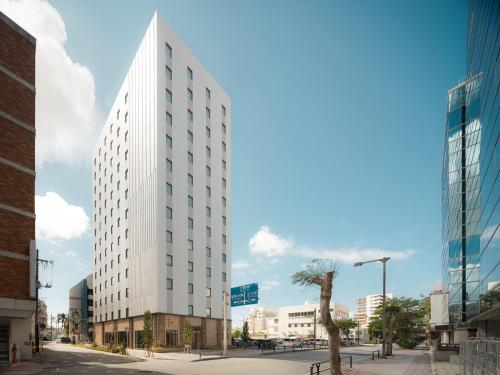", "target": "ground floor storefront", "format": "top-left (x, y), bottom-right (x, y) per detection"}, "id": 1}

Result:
top-left (0, 297), bottom-right (36, 364)
top-left (93, 314), bottom-right (230, 350)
